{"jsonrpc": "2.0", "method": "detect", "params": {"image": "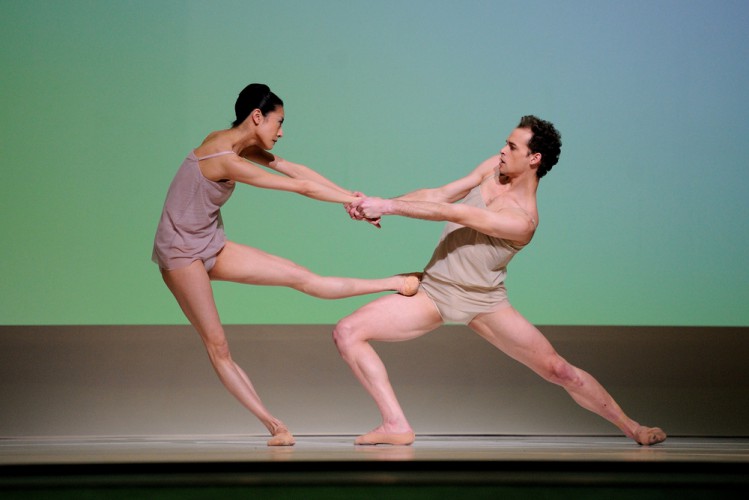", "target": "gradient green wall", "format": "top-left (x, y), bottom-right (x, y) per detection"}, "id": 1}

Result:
top-left (1, 0), bottom-right (747, 326)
